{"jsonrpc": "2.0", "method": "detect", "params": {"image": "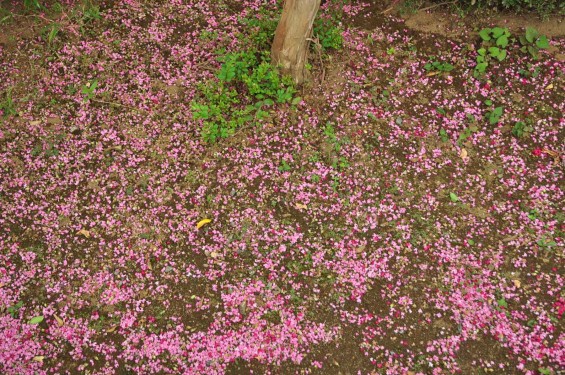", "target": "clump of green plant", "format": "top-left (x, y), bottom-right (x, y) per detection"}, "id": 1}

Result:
top-left (424, 59), bottom-right (455, 73)
top-left (240, 5), bottom-right (343, 53)
top-left (240, 7), bottom-right (279, 50)
top-left (312, 16), bottom-right (343, 50)
top-left (192, 51), bottom-right (299, 143)
top-left (512, 120), bottom-right (533, 138)
top-left (42, 22), bottom-right (61, 46)
top-left (23, 0), bottom-right (43, 11)
top-left (519, 27), bottom-right (549, 59)
top-left (0, 88), bottom-right (17, 118)
top-left (79, 0), bottom-right (101, 24)
top-left (484, 99), bottom-right (504, 125)
top-left (474, 27), bottom-right (511, 77)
